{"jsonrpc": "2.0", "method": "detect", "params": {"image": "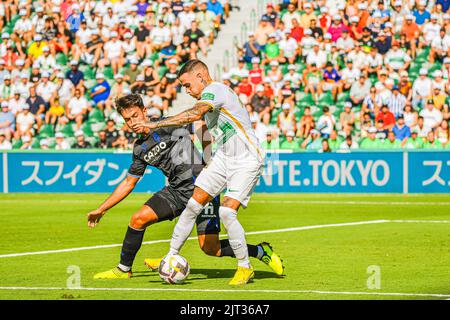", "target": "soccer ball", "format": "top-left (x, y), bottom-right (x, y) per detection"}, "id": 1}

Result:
top-left (158, 254), bottom-right (190, 284)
